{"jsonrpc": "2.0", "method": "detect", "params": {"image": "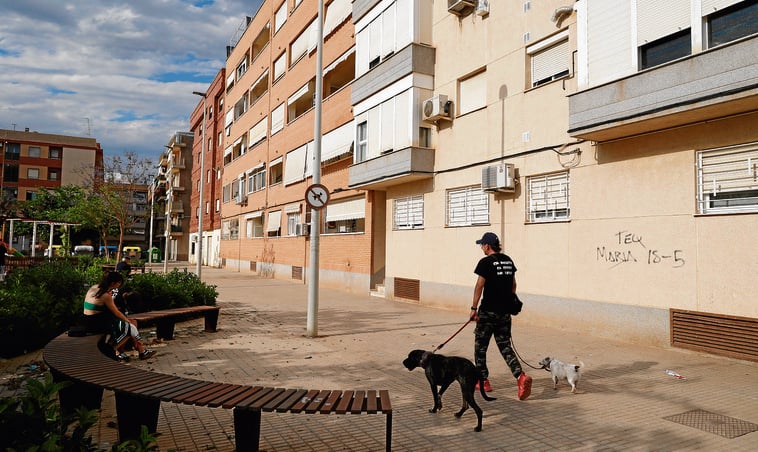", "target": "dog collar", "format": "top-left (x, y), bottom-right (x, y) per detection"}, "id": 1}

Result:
top-left (419, 351), bottom-right (433, 369)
